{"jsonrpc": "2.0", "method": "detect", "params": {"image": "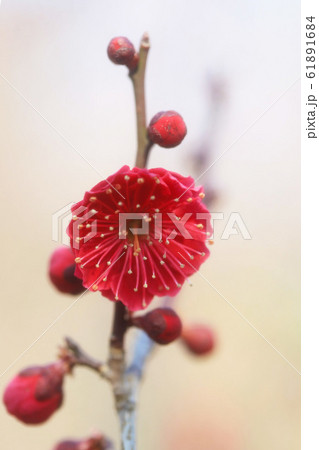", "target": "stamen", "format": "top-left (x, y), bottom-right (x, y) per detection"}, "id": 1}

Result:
top-left (115, 250), bottom-right (129, 300)
top-left (133, 234), bottom-right (141, 256)
top-left (134, 250), bottom-right (140, 292)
